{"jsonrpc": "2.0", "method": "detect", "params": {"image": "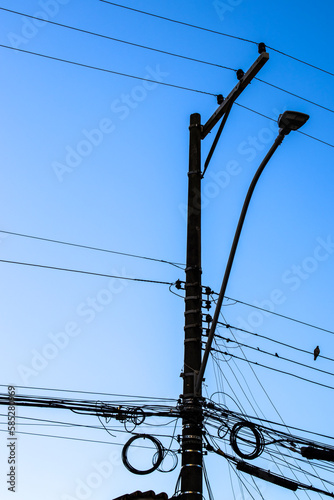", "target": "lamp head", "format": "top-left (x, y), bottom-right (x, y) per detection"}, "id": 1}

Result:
top-left (278, 111), bottom-right (309, 135)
